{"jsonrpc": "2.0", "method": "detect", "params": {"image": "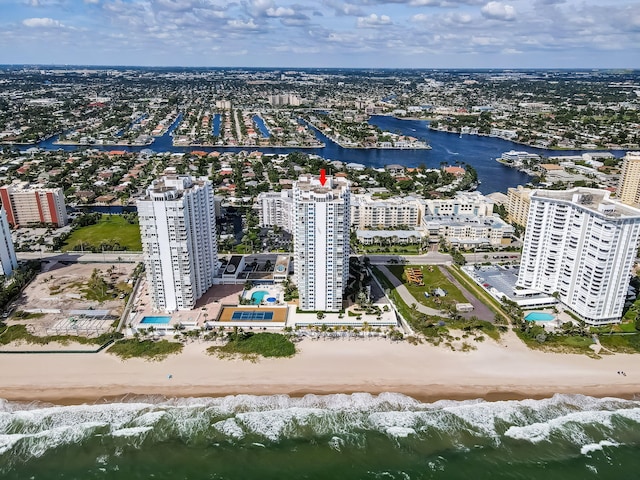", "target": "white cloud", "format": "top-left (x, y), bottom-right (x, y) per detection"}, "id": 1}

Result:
top-left (471, 35), bottom-right (501, 46)
top-left (22, 17), bottom-right (62, 28)
top-left (409, 0), bottom-right (444, 5)
top-left (323, 0), bottom-right (365, 17)
top-left (481, 2), bottom-right (516, 21)
top-left (357, 13), bottom-right (392, 28)
top-left (226, 18), bottom-right (260, 30)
